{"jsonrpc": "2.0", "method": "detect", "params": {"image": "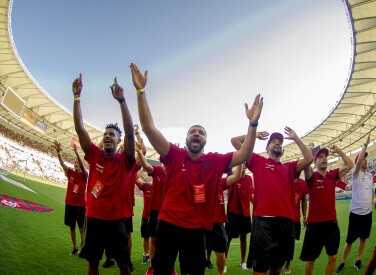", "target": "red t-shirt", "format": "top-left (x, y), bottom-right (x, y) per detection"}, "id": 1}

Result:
top-left (84, 143), bottom-right (134, 220)
top-left (159, 143), bottom-right (232, 230)
top-left (139, 183), bottom-right (152, 219)
top-left (65, 168), bottom-right (87, 207)
top-left (128, 164), bottom-right (141, 217)
top-left (148, 166), bottom-right (167, 211)
top-left (306, 169), bottom-right (344, 223)
top-left (293, 178), bottom-right (308, 222)
top-left (227, 175), bottom-right (253, 217)
top-left (213, 178), bottom-right (227, 223)
top-left (246, 153), bottom-right (297, 219)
